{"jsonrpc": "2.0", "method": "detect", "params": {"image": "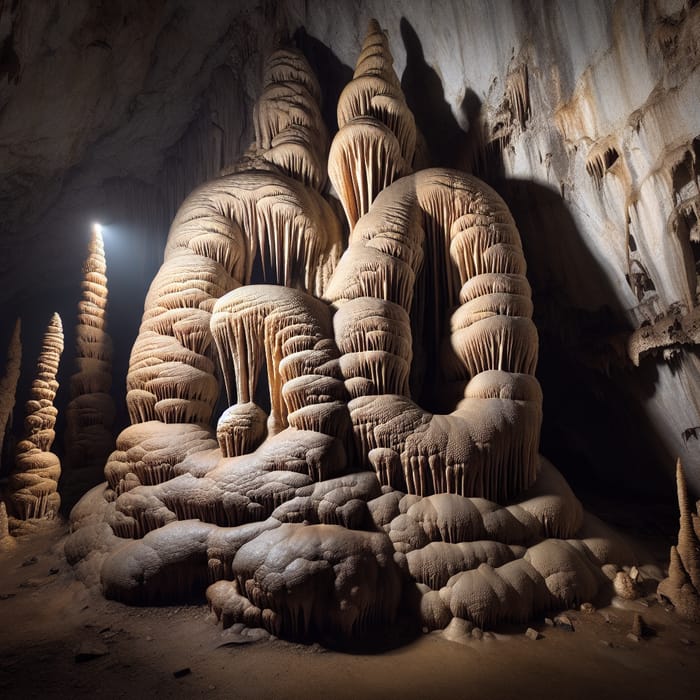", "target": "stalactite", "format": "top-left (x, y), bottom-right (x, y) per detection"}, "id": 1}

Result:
top-left (7, 313), bottom-right (64, 523)
top-left (0, 319), bottom-right (21, 464)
